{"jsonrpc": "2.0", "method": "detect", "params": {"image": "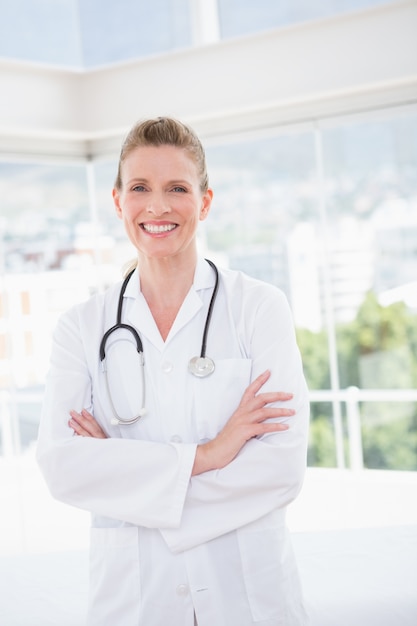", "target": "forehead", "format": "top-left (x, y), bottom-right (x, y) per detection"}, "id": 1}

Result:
top-left (121, 145), bottom-right (198, 179)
